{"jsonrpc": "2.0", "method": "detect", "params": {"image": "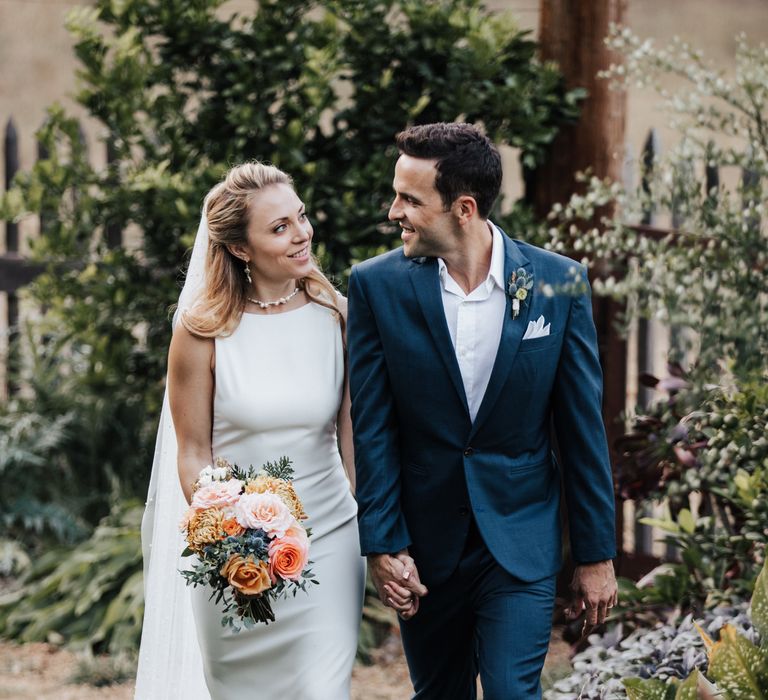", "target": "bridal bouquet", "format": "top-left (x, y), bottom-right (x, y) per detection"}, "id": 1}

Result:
top-left (180, 456), bottom-right (317, 629)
